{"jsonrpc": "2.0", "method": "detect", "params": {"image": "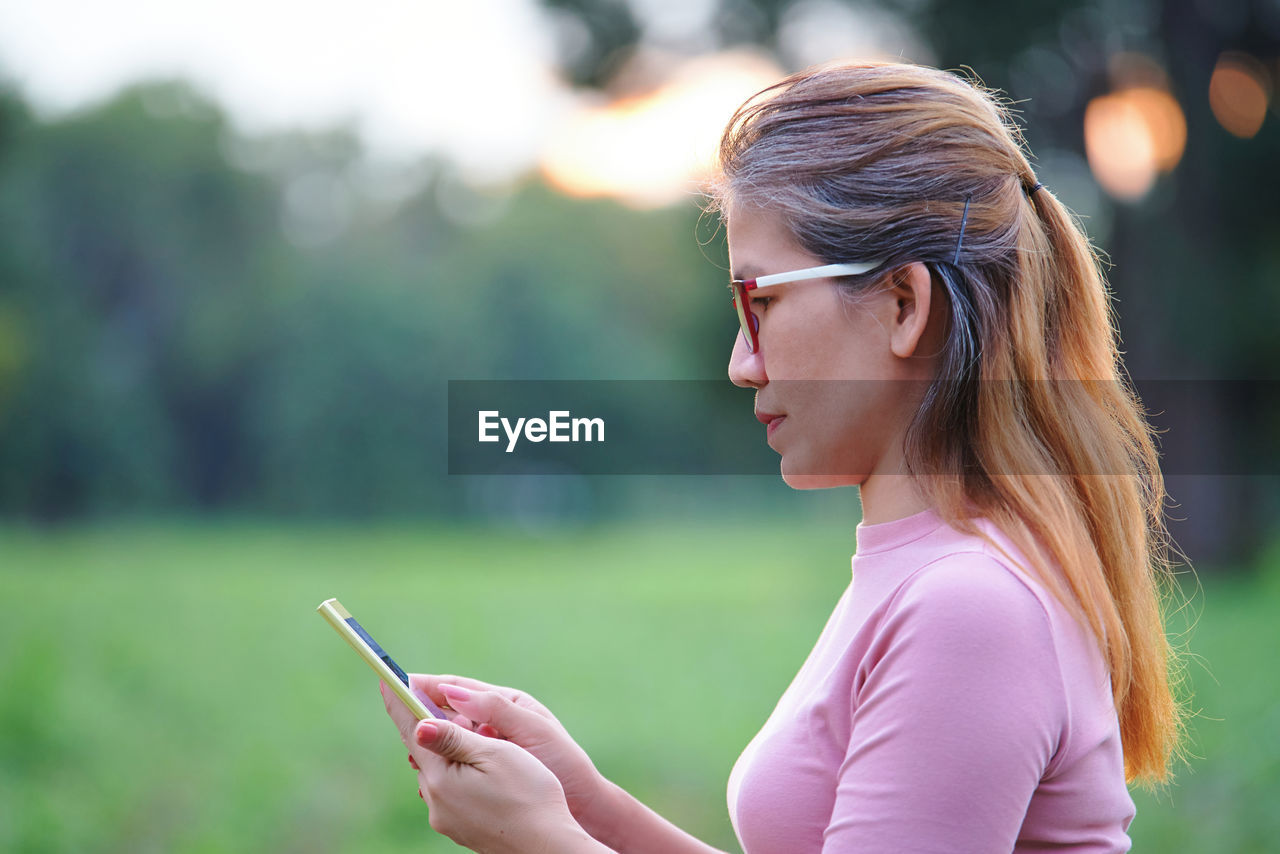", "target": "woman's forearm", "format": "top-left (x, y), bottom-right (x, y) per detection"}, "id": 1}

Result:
top-left (543, 821), bottom-right (619, 854)
top-left (579, 779), bottom-right (730, 854)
